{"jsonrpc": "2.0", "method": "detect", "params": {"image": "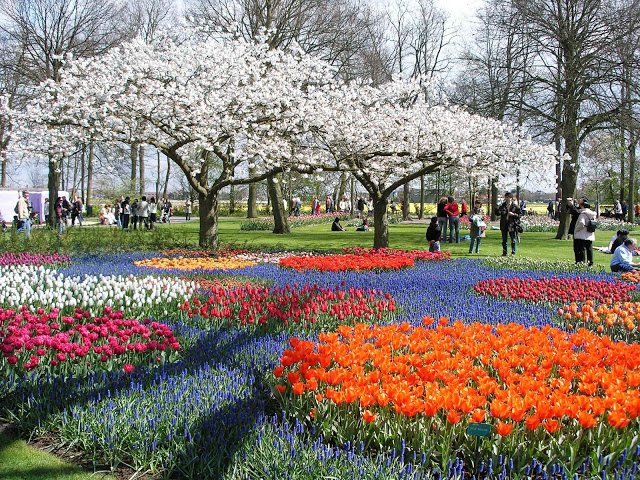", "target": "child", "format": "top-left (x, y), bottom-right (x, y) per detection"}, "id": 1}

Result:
top-left (469, 200), bottom-right (486, 254)
top-left (426, 217), bottom-right (441, 252)
top-left (356, 218), bottom-right (370, 232)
